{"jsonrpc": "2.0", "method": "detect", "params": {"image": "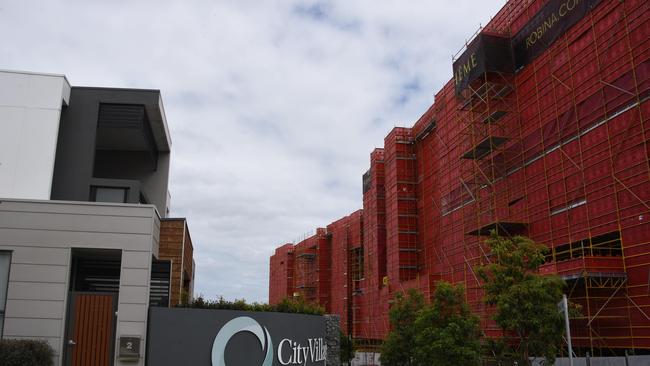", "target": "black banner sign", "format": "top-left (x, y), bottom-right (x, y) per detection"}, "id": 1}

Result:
top-left (512, 0), bottom-right (601, 69)
top-left (453, 34), bottom-right (514, 95)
